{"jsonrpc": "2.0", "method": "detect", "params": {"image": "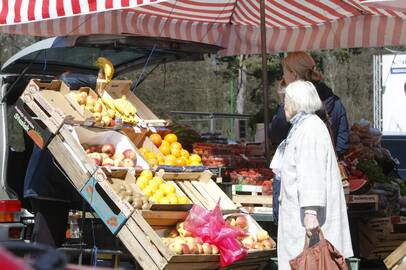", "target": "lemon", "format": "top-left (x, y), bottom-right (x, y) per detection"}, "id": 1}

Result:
top-left (189, 161), bottom-right (202, 166)
top-left (136, 180), bottom-right (147, 190)
top-left (149, 195), bottom-right (159, 203)
top-left (139, 147), bottom-right (149, 156)
top-left (168, 196), bottom-right (178, 204)
top-left (140, 170), bottom-right (153, 180)
top-left (148, 180), bottom-right (161, 191)
top-left (154, 189), bottom-right (165, 198)
top-left (142, 186), bottom-right (153, 197)
top-left (178, 195), bottom-right (190, 204)
top-left (151, 176), bottom-right (164, 185)
top-left (180, 149), bottom-right (190, 159)
top-left (159, 197), bottom-right (170, 204)
top-left (189, 154), bottom-right (201, 163)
